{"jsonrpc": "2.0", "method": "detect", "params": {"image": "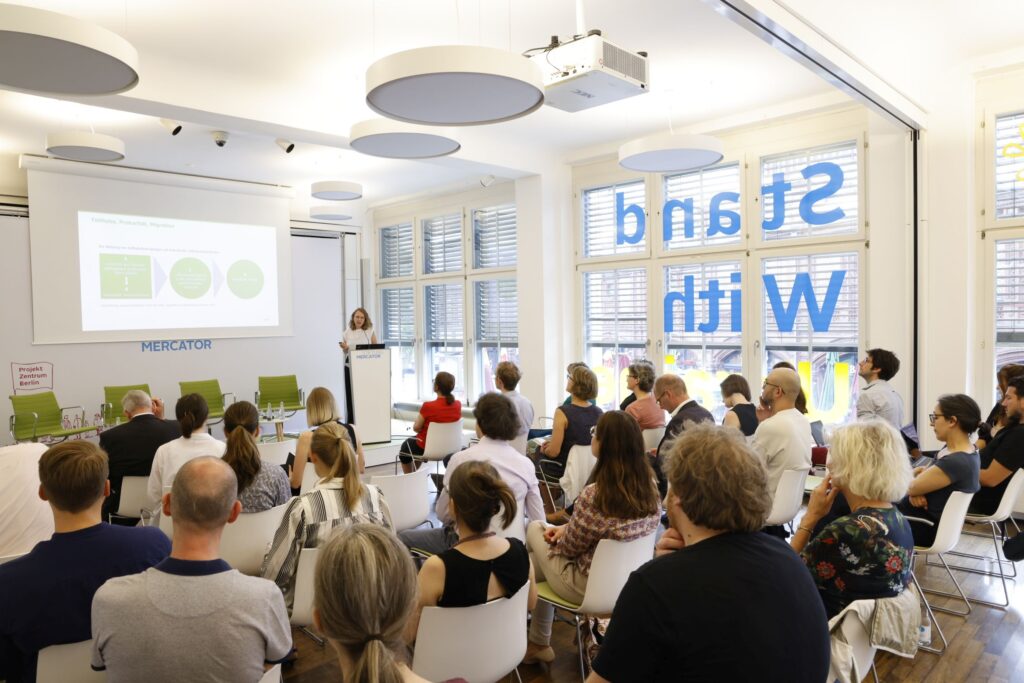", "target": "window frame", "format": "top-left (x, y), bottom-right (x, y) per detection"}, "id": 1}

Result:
top-left (984, 105), bottom-right (1024, 230)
